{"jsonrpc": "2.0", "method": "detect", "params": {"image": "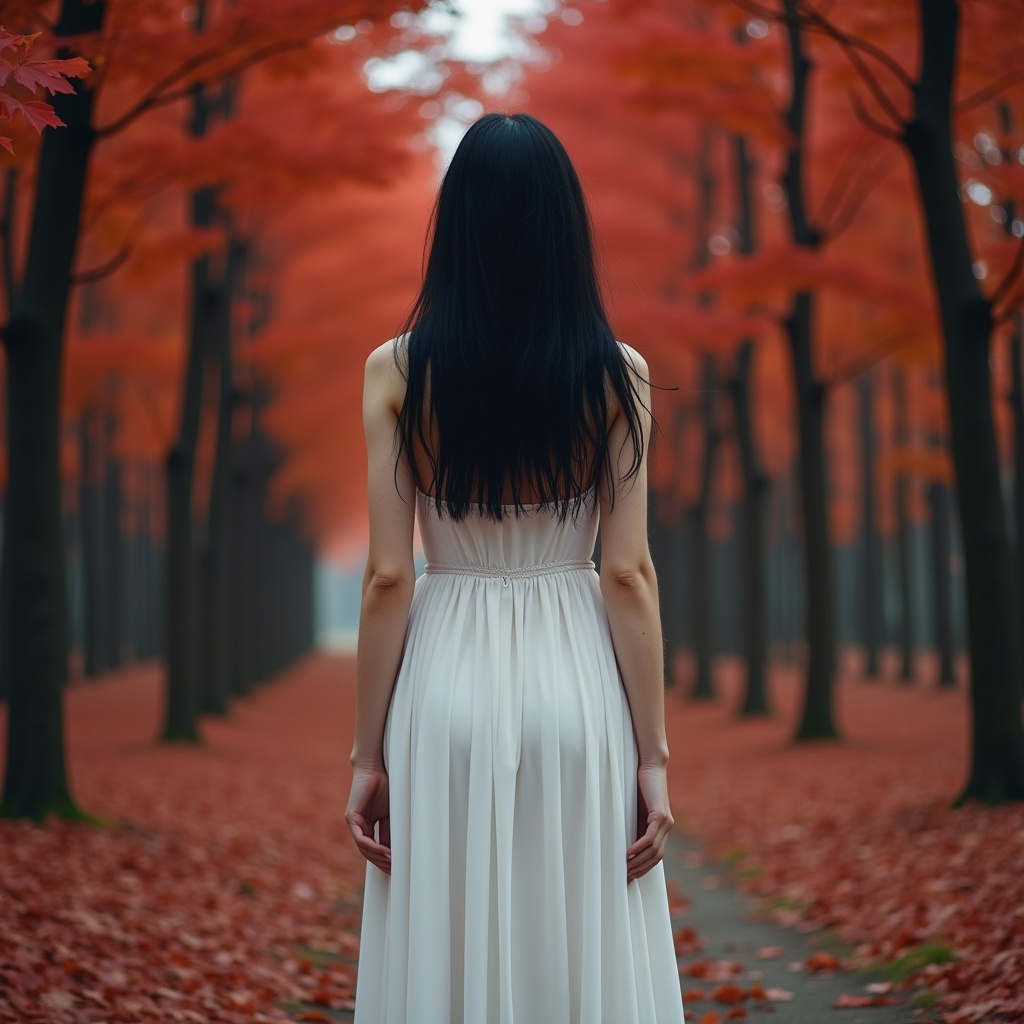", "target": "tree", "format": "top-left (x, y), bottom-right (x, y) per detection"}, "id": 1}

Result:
top-left (746, 0), bottom-right (1024, 798)
top-left (0, 0), bottom-right (432, 819)
top-left (0, 0), bottom-right (107, 821)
